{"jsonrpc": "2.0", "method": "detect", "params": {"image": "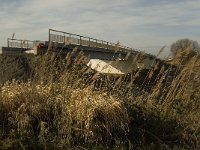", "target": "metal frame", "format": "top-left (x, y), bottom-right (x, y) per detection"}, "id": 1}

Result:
top-left (5, 29), bottom-right (156, 58)
top-left (7, 38), bottom-right (34, 49)
top-left (49, 29), bottom-right (134, 52)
